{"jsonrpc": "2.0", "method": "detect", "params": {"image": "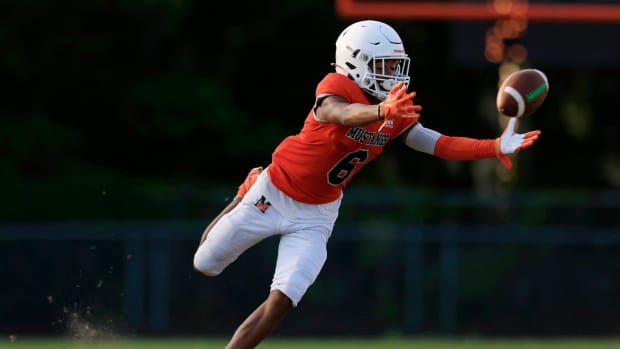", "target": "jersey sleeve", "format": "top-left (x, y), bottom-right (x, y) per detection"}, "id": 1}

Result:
top-left (434, 135), bottom-right (497, 160)
top-left (315, 73), bottom-right (363, 102)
